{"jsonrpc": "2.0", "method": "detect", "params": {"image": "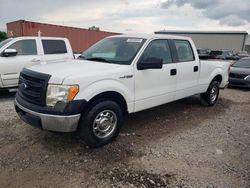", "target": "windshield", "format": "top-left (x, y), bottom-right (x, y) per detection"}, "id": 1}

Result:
top-left (232, 59), bottom-right (250, 68)
top-left (198, 49), bottom-right (209, 55)
top-left (223, 51), bottom-right (233, 56)
top-left (79, 37), bottom-right (146, 65)
top-left (209, 51), bottom-right (222, 56)
top-left (0, 38), bottom-right (12, 49)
